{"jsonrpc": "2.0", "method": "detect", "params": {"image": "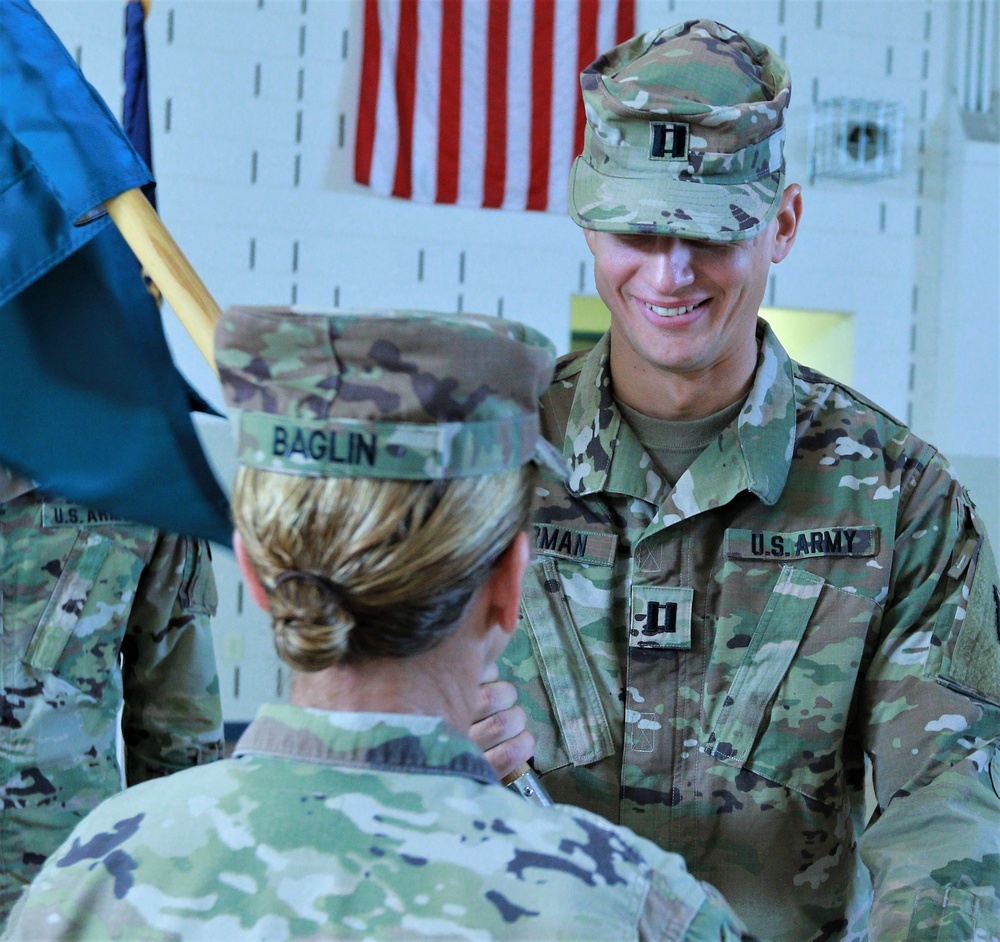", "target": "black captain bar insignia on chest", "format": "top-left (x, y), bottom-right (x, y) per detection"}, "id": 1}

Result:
top-left (644, 600), bottom-right (677, 637)
top-left (630, 586), bottom-right (694, 650)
